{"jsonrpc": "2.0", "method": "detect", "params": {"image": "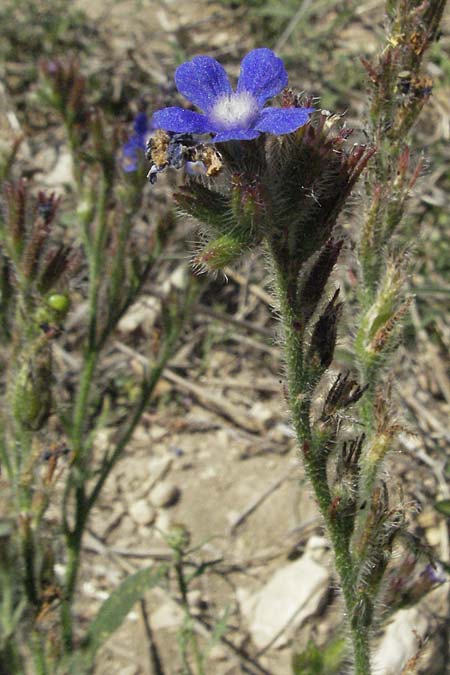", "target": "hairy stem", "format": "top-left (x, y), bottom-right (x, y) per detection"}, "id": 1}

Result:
top-left (275, 263), bottom-right (372, 673)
